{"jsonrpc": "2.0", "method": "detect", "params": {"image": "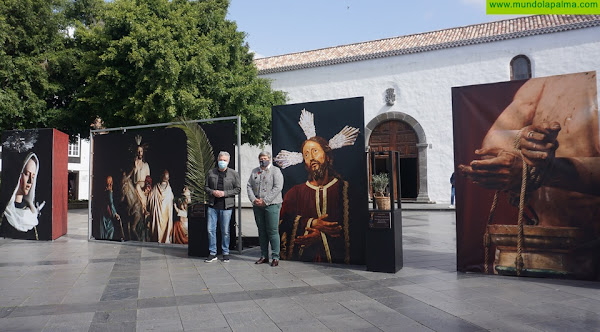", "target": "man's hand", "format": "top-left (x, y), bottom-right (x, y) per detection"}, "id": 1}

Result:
top-left (459, 148), bottom-right (523, 191)
top-left (518, 122), bottom-right (560, 168)
top-left (253, 198), bottom-right (266, 207)
top-left (311, 214), bottom-right (342, 238)
top-left (213, 190), bottom-right (225, 198)
top-left (295, 227), bottom-right (321, 246)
